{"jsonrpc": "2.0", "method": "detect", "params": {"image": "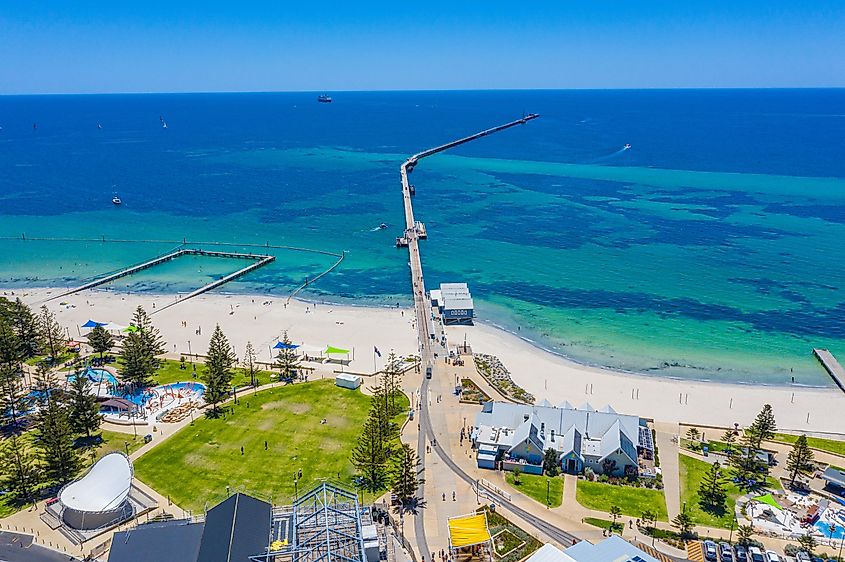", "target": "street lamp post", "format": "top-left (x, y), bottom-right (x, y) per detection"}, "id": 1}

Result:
top-left (546, 480), bottom-right (550, 508)
top-left (729, 517), bottom-right (736, 543)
